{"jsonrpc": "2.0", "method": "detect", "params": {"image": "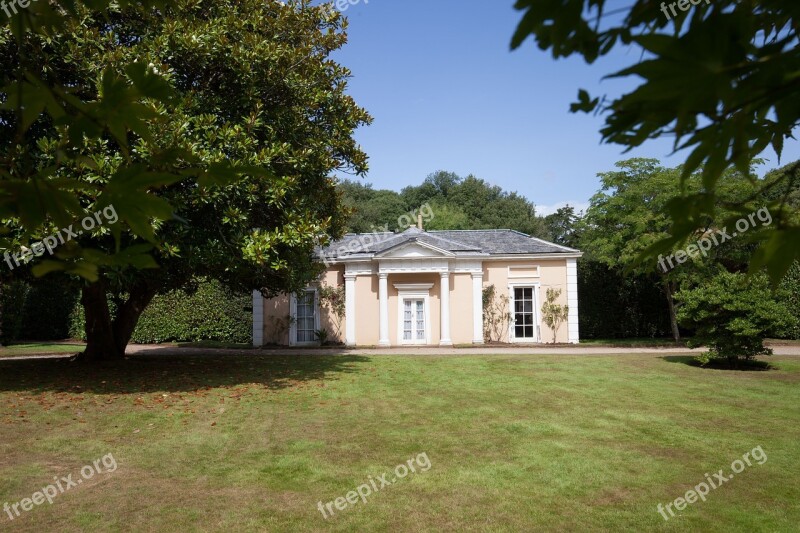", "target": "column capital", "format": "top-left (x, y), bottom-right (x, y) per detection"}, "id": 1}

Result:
top-left (344, 273), bottom-right (357, 281)
top-left (471, 272), bottom-right (484, 280)
top-left (440, 271), bottom-right (450, 278)
top-left (378, 272), bottom-right (388, 280)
